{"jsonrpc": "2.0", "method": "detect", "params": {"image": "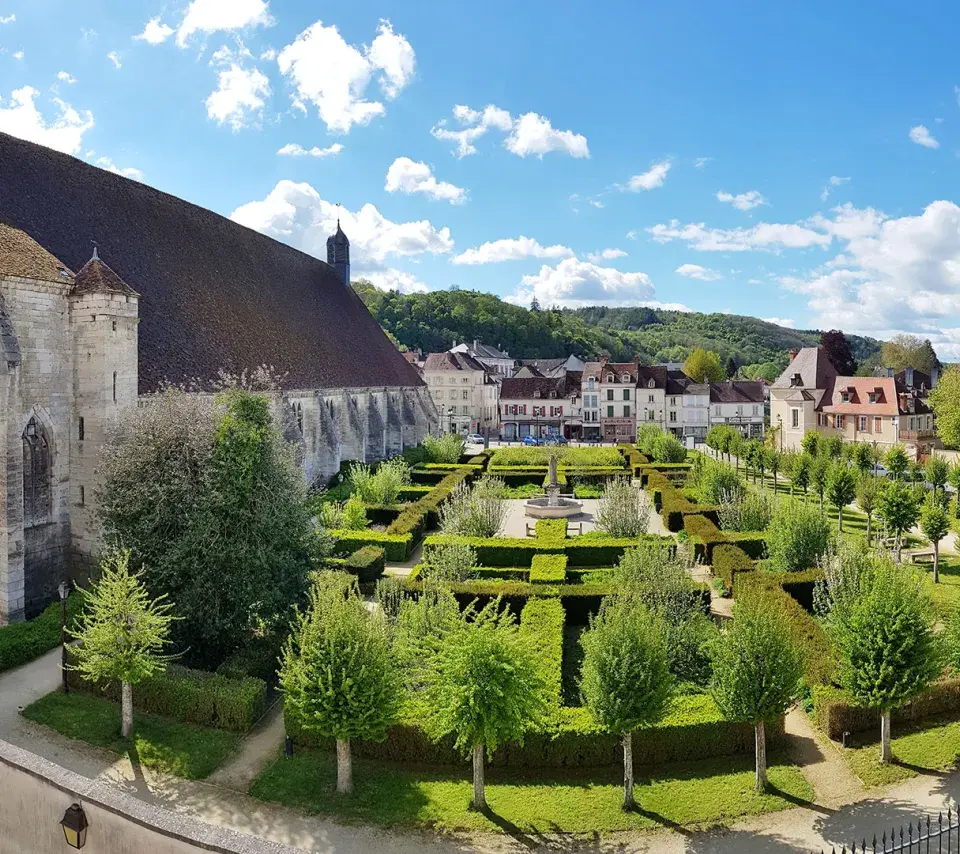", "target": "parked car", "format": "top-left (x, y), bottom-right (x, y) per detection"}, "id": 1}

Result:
top-left (522, 435), bottom-right (543, 446)
top-left (466, 433), bottom-right (485, 445)
top-left (543, 435), bottom-right (568, 445)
